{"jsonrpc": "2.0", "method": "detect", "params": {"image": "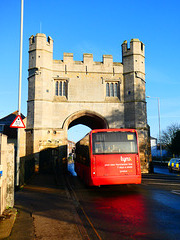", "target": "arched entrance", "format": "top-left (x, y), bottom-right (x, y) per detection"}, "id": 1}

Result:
top-left (57, 111), bottom-right (109, 173)
top-left (65, 110), bottom-right (109, 175)
top-left (63, 110), bottom-right (109, 131)
top-left (38, 111), bottom-right (109, 174)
